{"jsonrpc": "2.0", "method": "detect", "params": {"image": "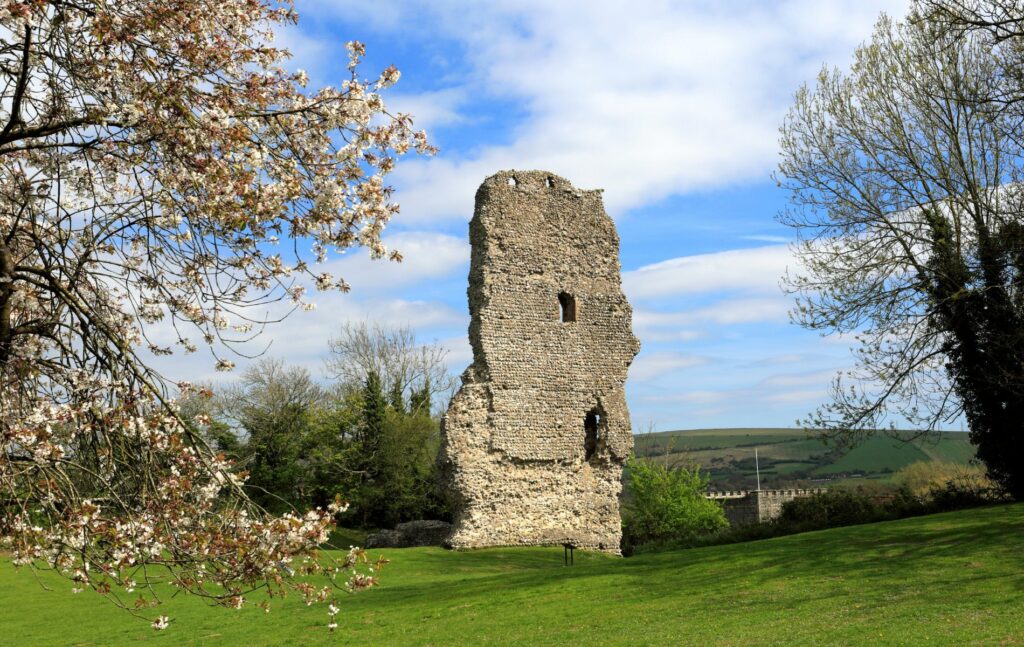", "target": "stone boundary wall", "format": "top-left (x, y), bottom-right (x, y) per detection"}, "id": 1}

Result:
top-left (707, 489), bottom-right (827, 526)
